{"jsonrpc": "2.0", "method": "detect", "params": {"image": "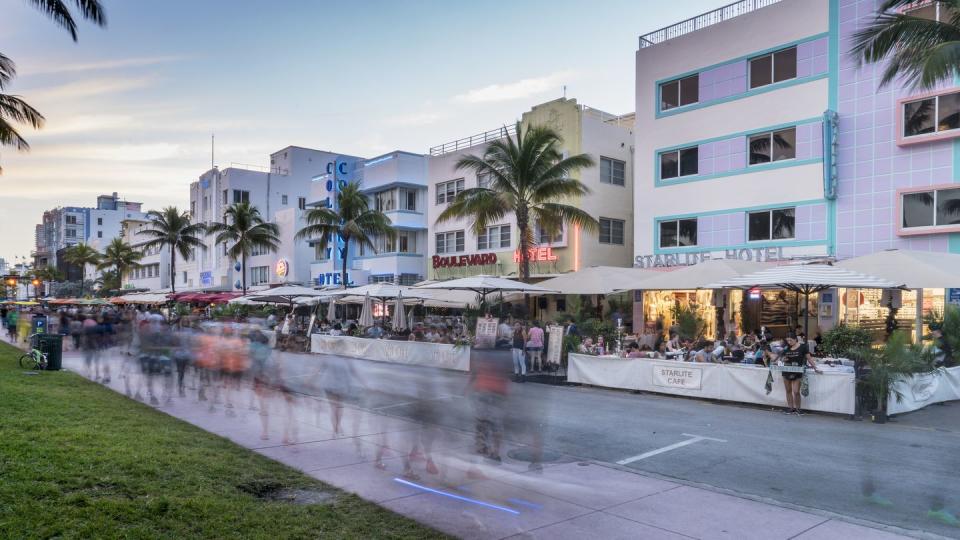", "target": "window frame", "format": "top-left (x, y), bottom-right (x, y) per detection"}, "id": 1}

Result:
top-left (435, 230), bottom-right (465, 254)
top-left (436, 178), bottom-right (465, 205)
top-left (746, 207), bottom-right (797, 242)
top-left (599, 156), bottom-right (627, 186)
top-left (659, 74), bottom-right (699, 112)
top-left (658, 218), bottom-right (699, 248)
top-left (748, 46), bottom-right (798, 90)
top-left (477, 224), bottom-right (511, 251)
top-left (900, 89), bottom-right (960, 142)
top-left (897, 184), bottom-right (960, 235)
top-left (748, 127), bottom-right (797, 166)
top-left (232, 189), bottom-right (250, 204)
top-left (659, 146), bottom-right (699, 179)
top-left (598, 217), bottom-right (625, 245)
